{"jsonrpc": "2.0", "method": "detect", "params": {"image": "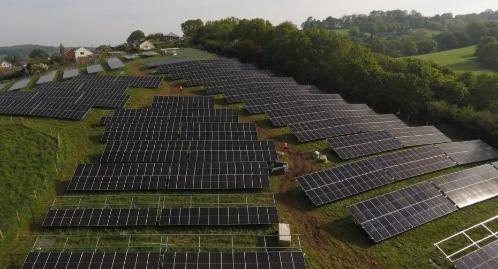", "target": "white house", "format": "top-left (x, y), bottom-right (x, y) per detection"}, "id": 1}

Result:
top-left (74, 47), bottom-right (94, 59)
top-left (139, 40), bottom-right (155, 51)
top-left (0, 61), bottom-right (12, 68)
